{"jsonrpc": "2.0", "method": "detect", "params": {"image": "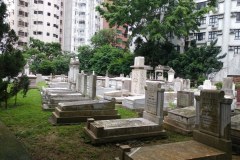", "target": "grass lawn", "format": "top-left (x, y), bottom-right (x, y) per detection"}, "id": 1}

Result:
top-left (0, 88), bottom-right (192, 160)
